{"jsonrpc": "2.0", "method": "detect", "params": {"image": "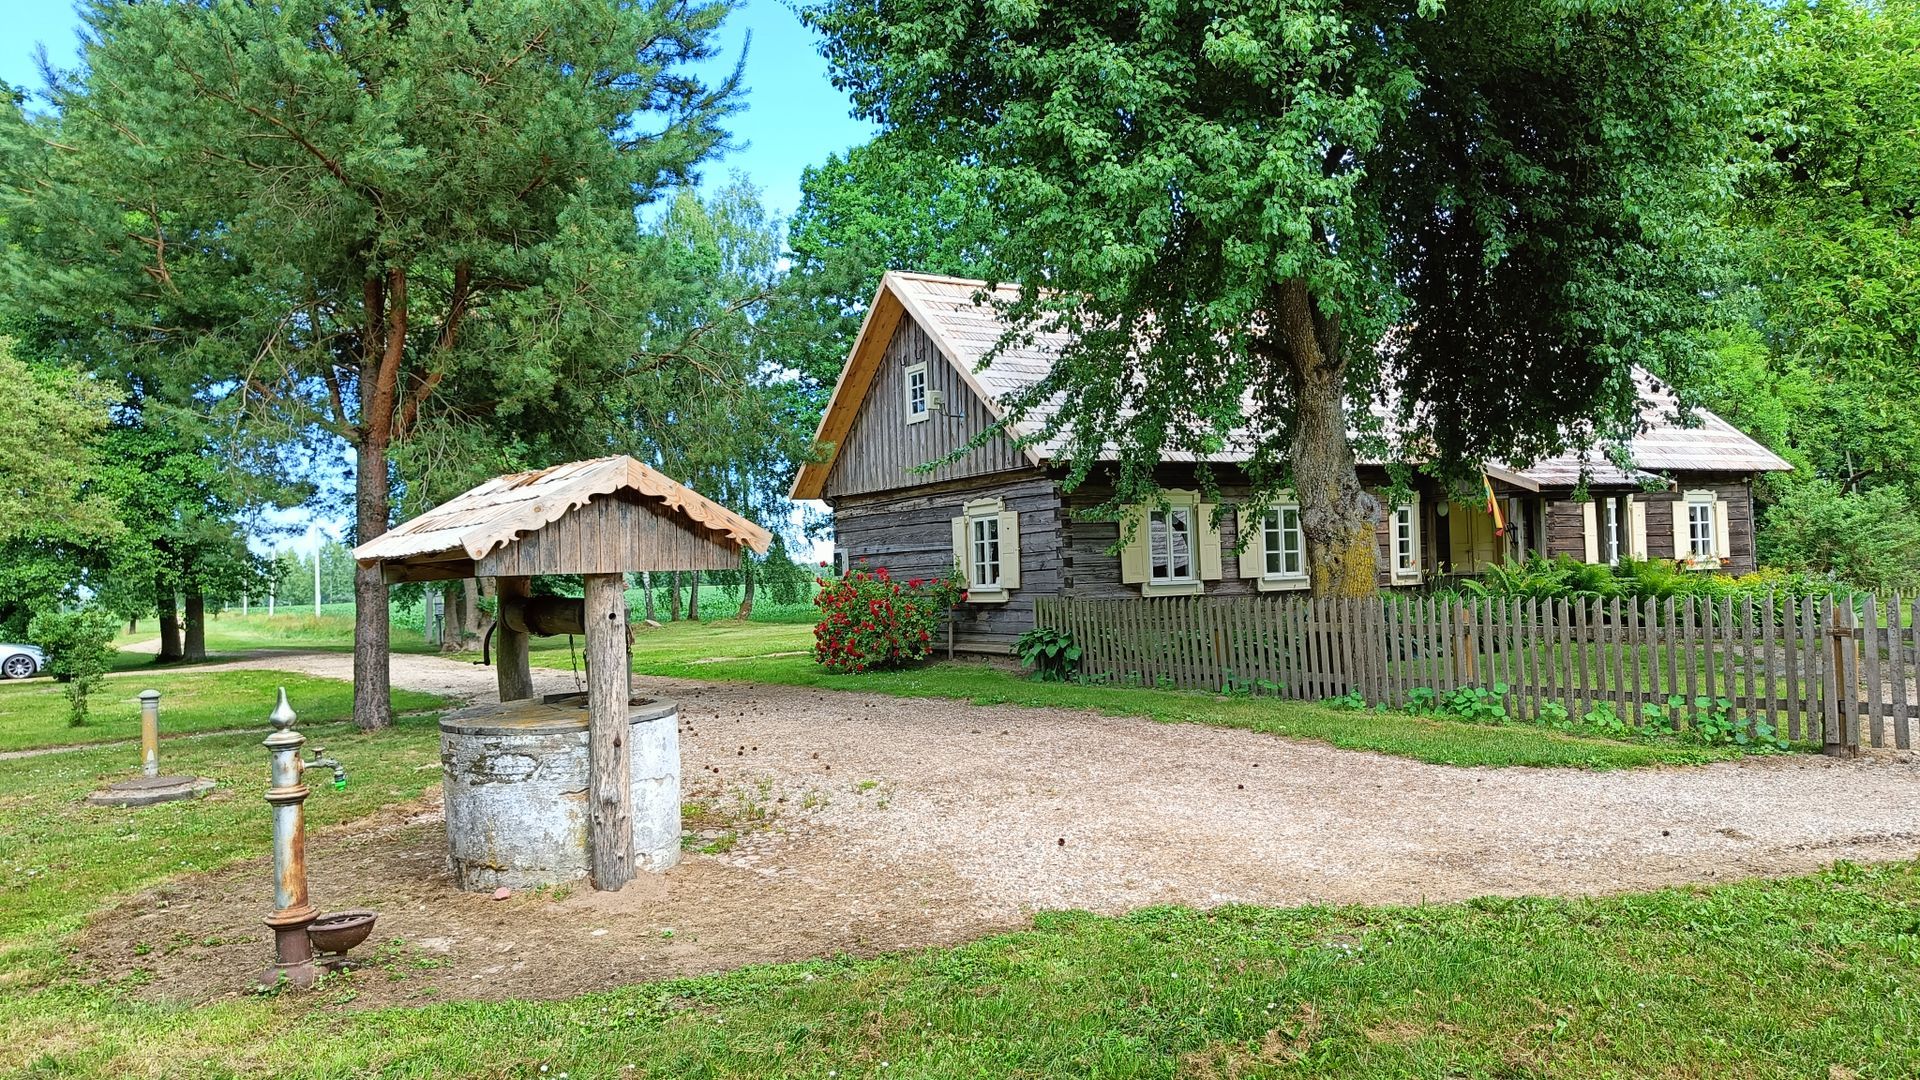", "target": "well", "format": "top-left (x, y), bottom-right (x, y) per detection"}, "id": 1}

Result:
top-left (440, 693), bottom-right (681, 891)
